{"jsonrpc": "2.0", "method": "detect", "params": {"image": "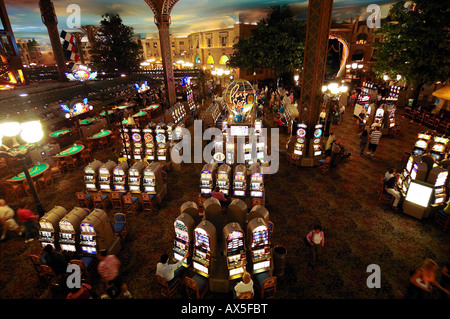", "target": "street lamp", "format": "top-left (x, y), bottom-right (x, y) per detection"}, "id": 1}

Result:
top-left (0, 120), bottom-right (46, 217)
top-left (322, 83), bottom-right (348, 137)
